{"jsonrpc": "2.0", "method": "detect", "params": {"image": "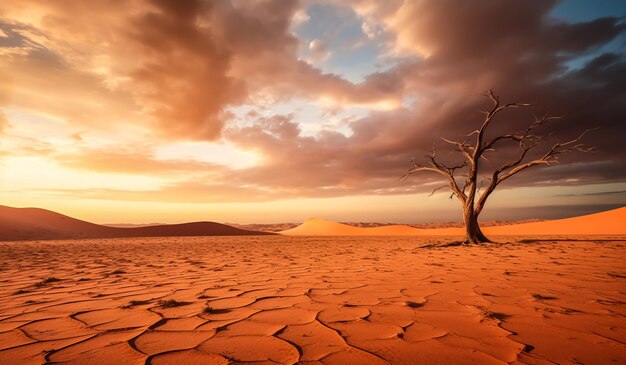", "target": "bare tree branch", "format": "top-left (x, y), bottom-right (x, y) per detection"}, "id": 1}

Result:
top-left (441, 137), bottom-right (473, 163)
top-left (497, 128), bottom-right (597, 183)
top-left (481, 114), bottom-right (563, 153)
top-left (401, 89), bottom-right (596, 244)
top-left (427, 185), bottom-right (448, 197)
top-left (403, 142), bottom-right (468, 203)
top-left (474, 141), bottom-right (539, 215)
